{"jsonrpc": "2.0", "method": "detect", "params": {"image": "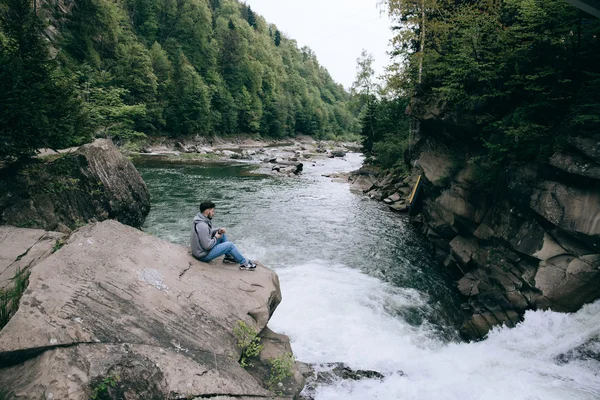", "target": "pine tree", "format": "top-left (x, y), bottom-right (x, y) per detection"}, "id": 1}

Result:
top-left (274, 29), bottom-right (281, 46)
top-left (247, 6), bottom-right (257, 28)
top-left (0, 0), bottom-right (88, 161)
